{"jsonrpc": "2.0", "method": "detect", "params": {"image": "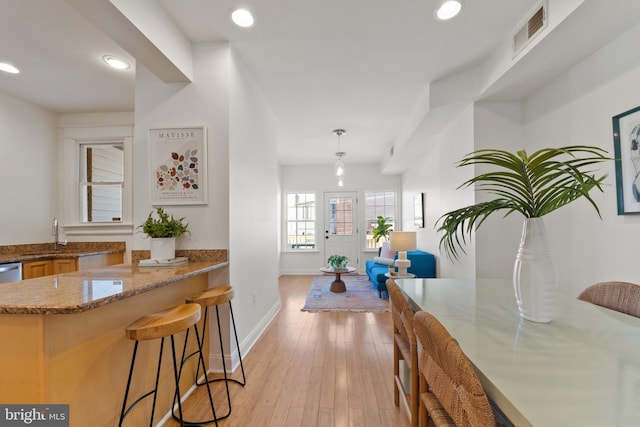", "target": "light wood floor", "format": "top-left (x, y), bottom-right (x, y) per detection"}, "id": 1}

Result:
top-left (164, 275), bottom-right (409, 427)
